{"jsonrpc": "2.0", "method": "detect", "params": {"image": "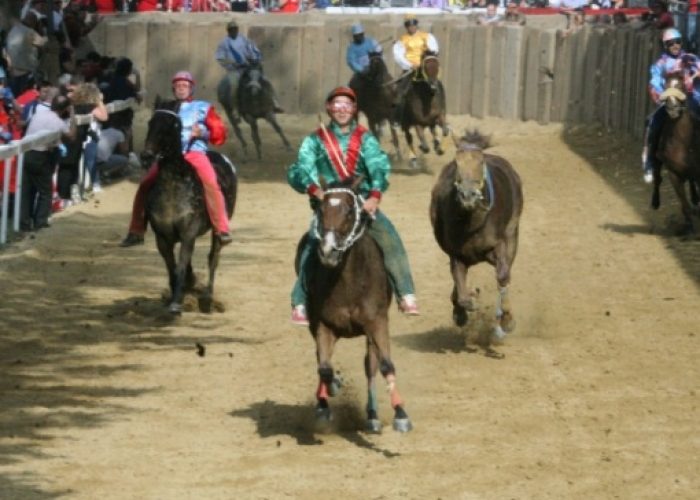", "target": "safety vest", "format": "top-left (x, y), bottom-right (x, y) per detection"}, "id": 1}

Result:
top-left (399, 32), bottom-right (431, 69)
